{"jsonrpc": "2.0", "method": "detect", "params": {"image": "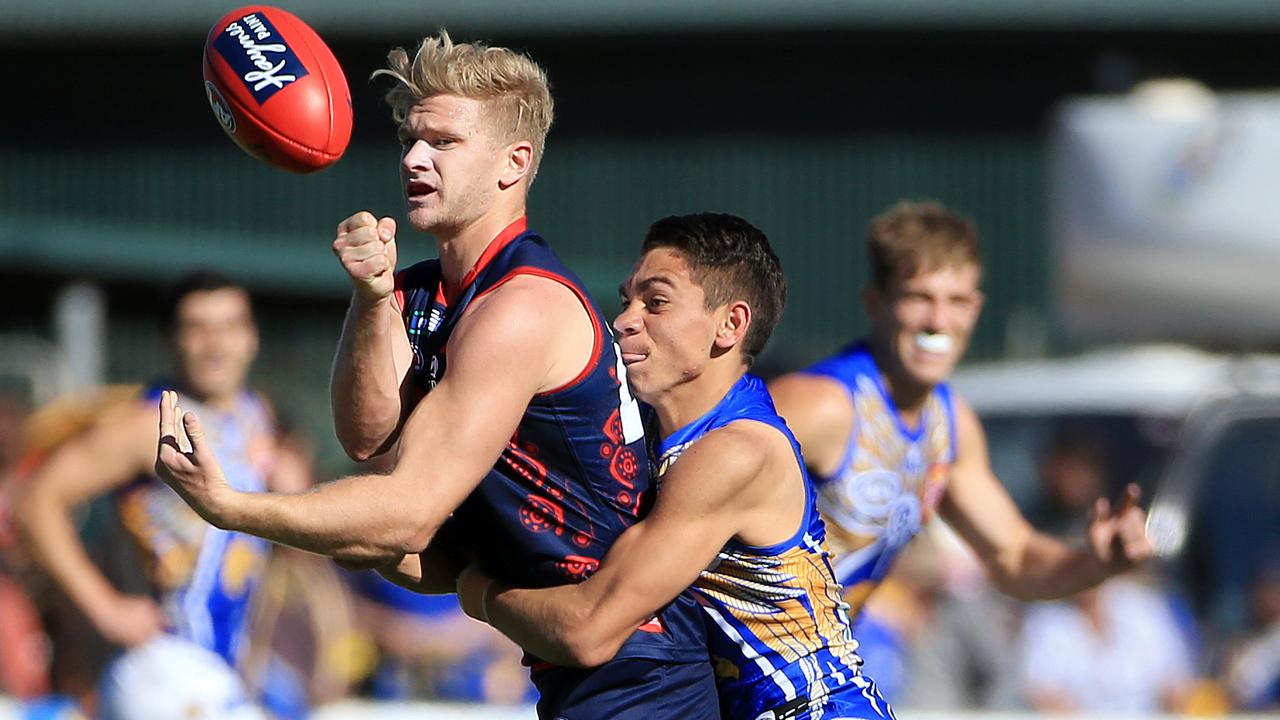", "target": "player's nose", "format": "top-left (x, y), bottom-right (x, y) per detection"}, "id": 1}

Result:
top-left (613, 304), bottom-right (642, 335)
top-left (400, 140), bottom-right (432, 172)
